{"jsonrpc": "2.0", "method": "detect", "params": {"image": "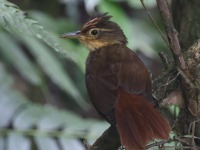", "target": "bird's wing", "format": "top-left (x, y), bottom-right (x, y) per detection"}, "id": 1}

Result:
top-left (109, 46), bottom-right (152, 100)
top-left (86, 74), bottom-right (118, 124)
